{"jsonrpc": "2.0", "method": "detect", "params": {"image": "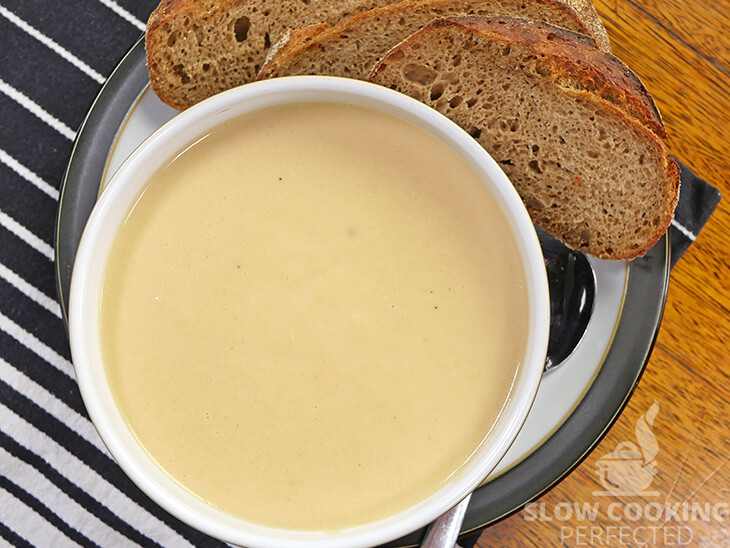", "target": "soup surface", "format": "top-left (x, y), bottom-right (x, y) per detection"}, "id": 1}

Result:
top-left (100, 102), bottom-right (529, 530)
